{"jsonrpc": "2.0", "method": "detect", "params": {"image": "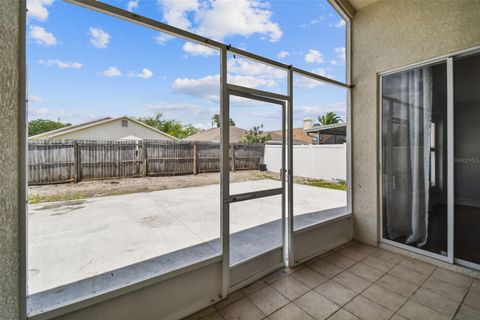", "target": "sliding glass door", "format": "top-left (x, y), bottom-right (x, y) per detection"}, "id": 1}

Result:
top-left (381, 49), bottom-right (480, 270)
top-left (381, 61), bottom-right (449, 259)
top-left (454, 52), bottom-right (480, 266)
